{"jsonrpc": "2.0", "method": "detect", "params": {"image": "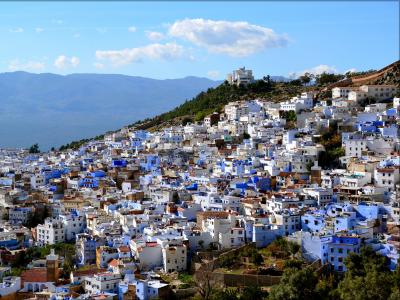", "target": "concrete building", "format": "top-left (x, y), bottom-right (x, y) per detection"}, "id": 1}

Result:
top-left (36, 217), bottom-right (65, 246)
top-left (227, 67), bottom-right (255, 86)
